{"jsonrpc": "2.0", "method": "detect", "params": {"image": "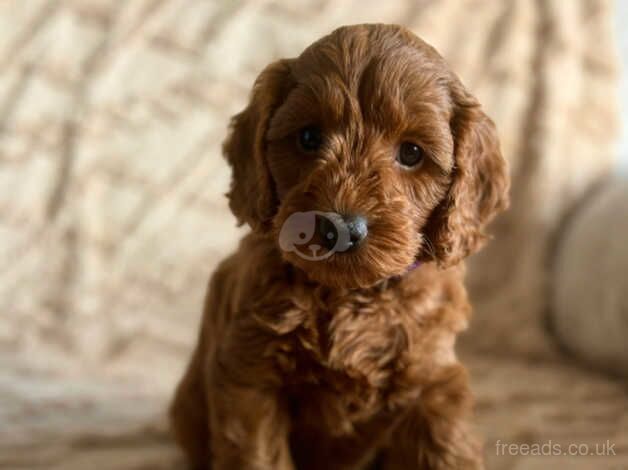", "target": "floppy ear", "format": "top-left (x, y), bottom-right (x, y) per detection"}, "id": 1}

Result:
top-left (223, 60), bottom-right (294, 232)
top-left (422, 79), bottom-right (510, 268)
